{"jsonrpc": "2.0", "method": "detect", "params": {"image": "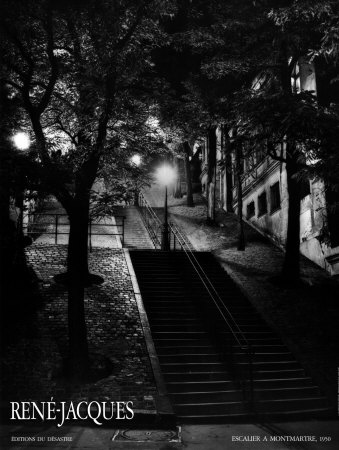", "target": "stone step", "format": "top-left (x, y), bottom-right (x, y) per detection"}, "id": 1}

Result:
top-left (158, 352), bottom-right (294, 364)
top-left (254, 397), bottom-right (329, 413)
top-left (130, 249), bottom-right (328, 422)
top-left (176, 407), bottom-right (332, 424)
top-left (170, 390), bottom-right (244, 403)
top-left (156, 346), bottom-right (220, 355)
top-left (161, 360), bottom-right (301, 373)
top-left (170, 386), bottom-right (322, 403)
top-left (166, 377), bottom-right (314, 392)
top-left (151, 324), bottom-right (270, 333)
top-left (163, 371), bottom-right (233, 382)
top-left (154, 335), bottom-right (281, 346)
top-left (174, 401), bottom-right (247, 416)
top-left (154, 338), bottom-right (215, 347)
top-left (149, 314), bottom-right (264, 322)
top-left (152, 331), bottom-right (210, 339)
